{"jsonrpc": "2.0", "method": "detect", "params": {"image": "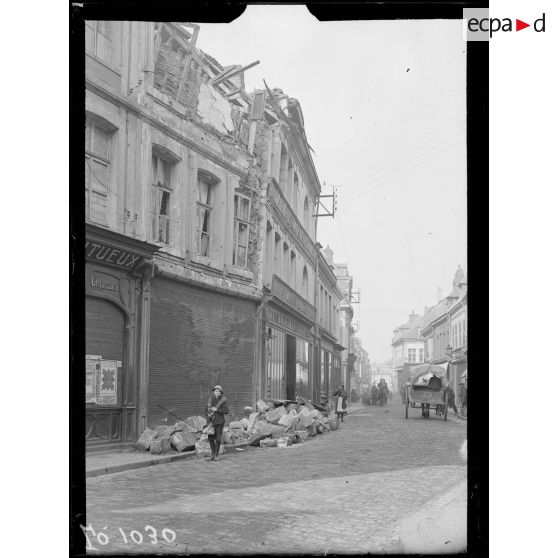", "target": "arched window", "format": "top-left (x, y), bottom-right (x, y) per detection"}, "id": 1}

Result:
top-left (279, 144), bottom-right (288, 193)
top-left (290, 251), bottom-right (296, 288)
top-left (293, 173), bottom-right (299, 210)
top-left (265, 222), bottom-right (273, 284)
top-left (302, 266), bottom-right (309, 299)
top-left (303, 196), bottom-right (310, 231)
top-left (274, 233), bottom-right (281, 277)
top-left (283, 242), bottom-right (289, 280)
